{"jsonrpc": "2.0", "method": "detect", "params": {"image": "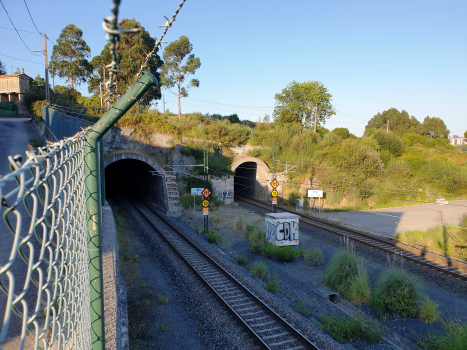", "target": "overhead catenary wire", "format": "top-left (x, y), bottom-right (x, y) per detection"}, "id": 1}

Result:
top-left (23, 0), bottom-right (41, 35)
top-left (0, 0), bottom-right (40, 56)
